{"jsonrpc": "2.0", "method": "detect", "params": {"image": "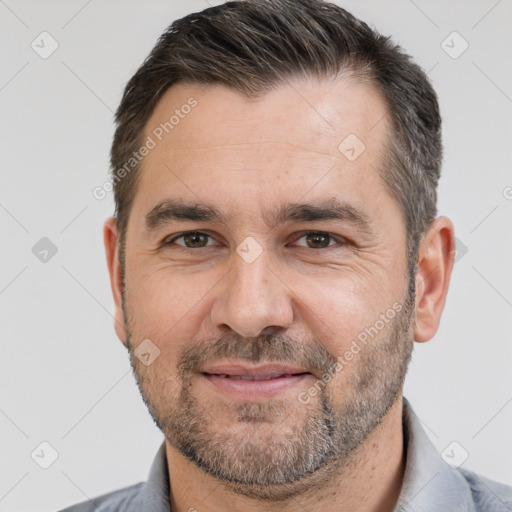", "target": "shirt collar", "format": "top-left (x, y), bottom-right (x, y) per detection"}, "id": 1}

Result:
top-left (141, 398), bottom-right (472, 512)
top-left (395, 398), bottom-right (473, 512)
top-left (140, 441), bottom-right (171, 511)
